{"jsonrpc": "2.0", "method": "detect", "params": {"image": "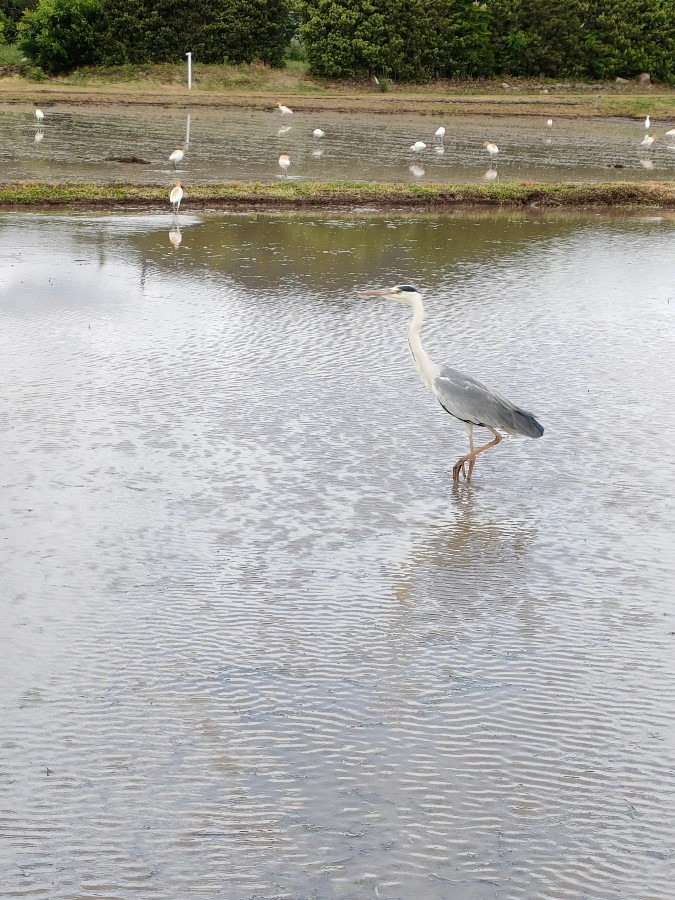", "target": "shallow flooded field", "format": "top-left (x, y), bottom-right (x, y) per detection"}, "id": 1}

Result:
top-left (1, 210), bottom-right (675, 898)
top-left (1, 102), bottom-right (675, 184)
